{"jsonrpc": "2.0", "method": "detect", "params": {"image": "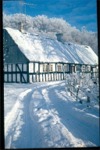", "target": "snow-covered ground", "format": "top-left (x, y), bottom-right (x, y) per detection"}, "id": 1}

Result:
top-left (4, 81), bottom-right (99, 148)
